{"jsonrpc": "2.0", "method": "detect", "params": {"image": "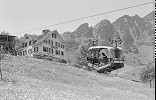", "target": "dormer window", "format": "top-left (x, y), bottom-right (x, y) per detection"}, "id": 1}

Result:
top-left (26, 36), bottom-right (29, 39)
top-left (52, 33), bottom-right (57, 38)
top-left (54, 34), bottom-right (57, 38)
